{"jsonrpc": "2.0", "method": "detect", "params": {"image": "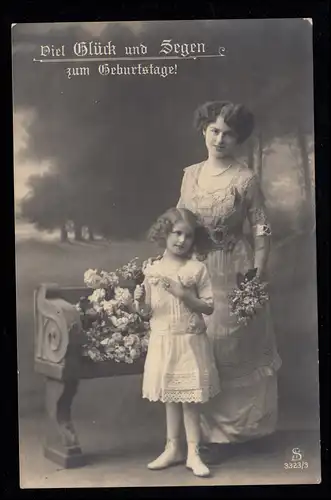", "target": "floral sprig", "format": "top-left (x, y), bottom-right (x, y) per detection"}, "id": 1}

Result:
top-left (76, 258), bottom-right (150, 364)
top-left (228, 268), bottom-right (269, 326)
top-left (116, 257), bottom-right (145, 284)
